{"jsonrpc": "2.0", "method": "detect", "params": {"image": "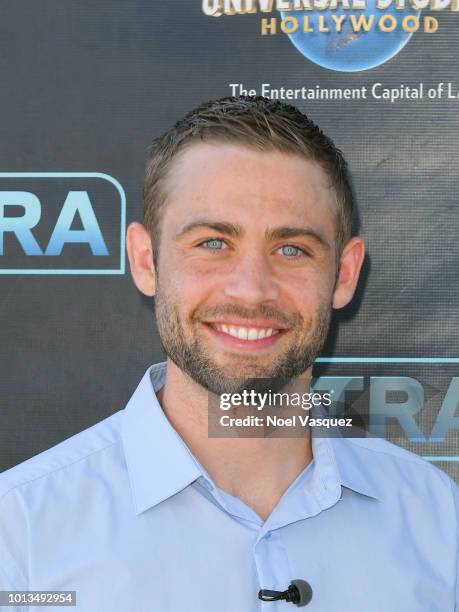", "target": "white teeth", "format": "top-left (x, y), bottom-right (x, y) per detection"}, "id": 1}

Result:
top-left (237, 327), bottom-right (248, 340)
top-left (214, 324), bottom-right (280, 340)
